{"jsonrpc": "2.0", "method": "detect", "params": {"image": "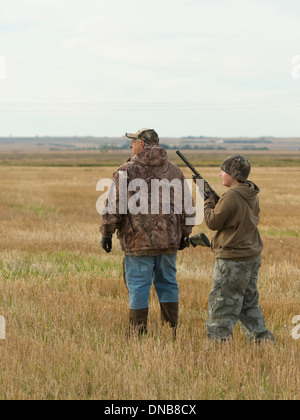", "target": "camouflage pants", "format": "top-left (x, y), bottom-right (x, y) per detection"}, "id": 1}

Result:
top-left (207, 255), bottom-right (275, 342)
